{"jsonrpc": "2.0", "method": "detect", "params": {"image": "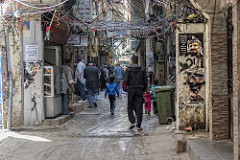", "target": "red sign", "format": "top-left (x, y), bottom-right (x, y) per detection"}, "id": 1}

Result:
top-left (47, 11), bottom-right (70, 44)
